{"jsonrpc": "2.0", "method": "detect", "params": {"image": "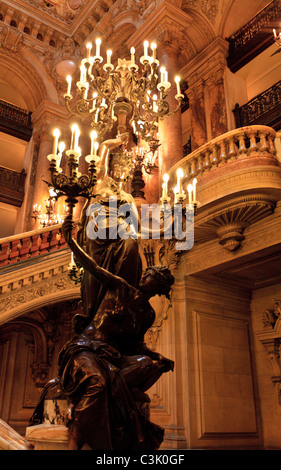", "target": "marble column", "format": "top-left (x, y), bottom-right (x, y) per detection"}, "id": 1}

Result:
top-left (205, 64), bottom-right (228, 139)
top-left (157, 42), bottom-right (183, 192)
top-left (186, 76), bottom-right (208, 152)
top-left (26, 101), bottom-right (69, 231)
